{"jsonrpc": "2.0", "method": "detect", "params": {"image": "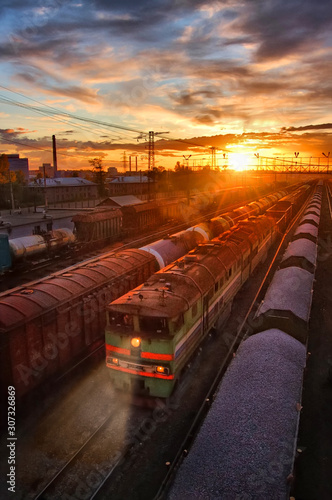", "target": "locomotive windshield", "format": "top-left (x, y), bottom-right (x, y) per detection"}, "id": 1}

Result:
top-left (109, 312), bottom-right (133, 330)
top-left (139, 316), bottom-right (169, 334)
